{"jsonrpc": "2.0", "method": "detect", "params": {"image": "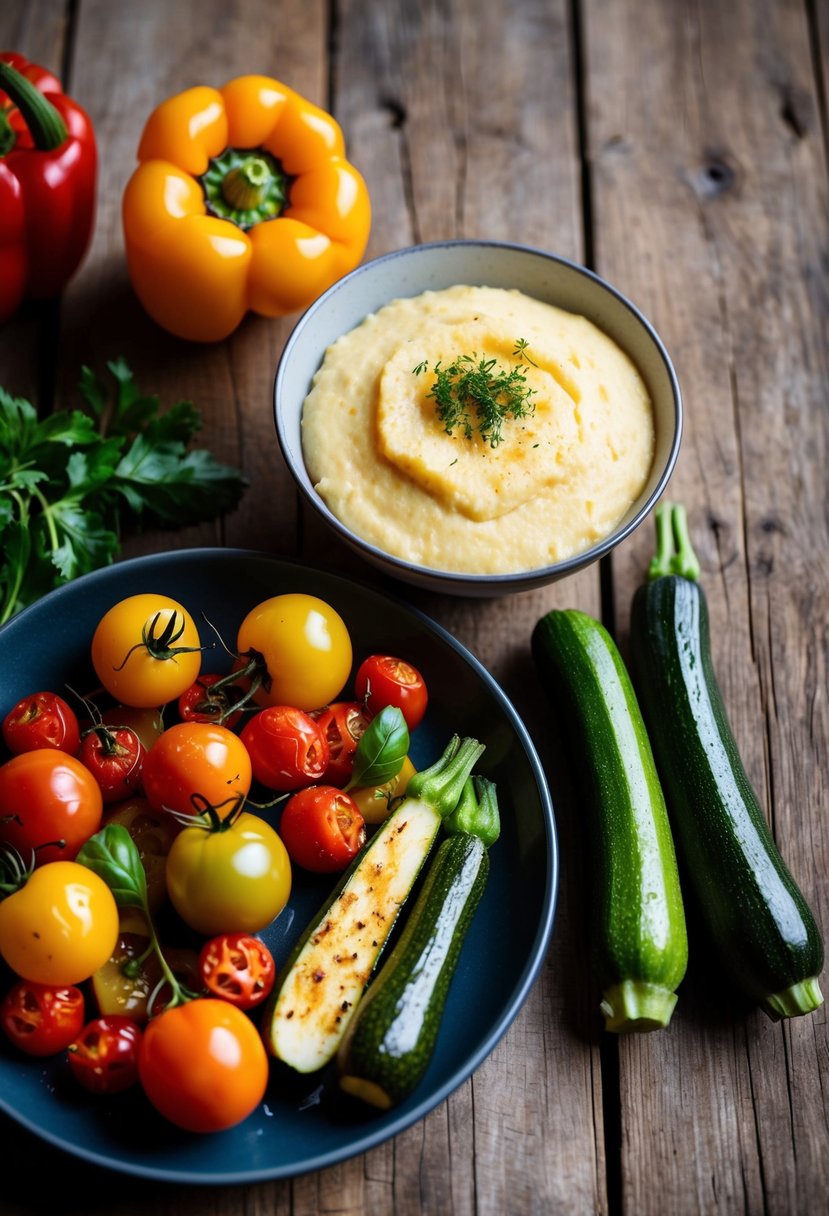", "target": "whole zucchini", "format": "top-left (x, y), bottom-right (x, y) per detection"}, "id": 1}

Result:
top-left (532, 608), bottom-right (688, 1032)
top-left (337, 831), bottom-right (489, 1109)
top-left (630, 504), bottom-right (824, 1019)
